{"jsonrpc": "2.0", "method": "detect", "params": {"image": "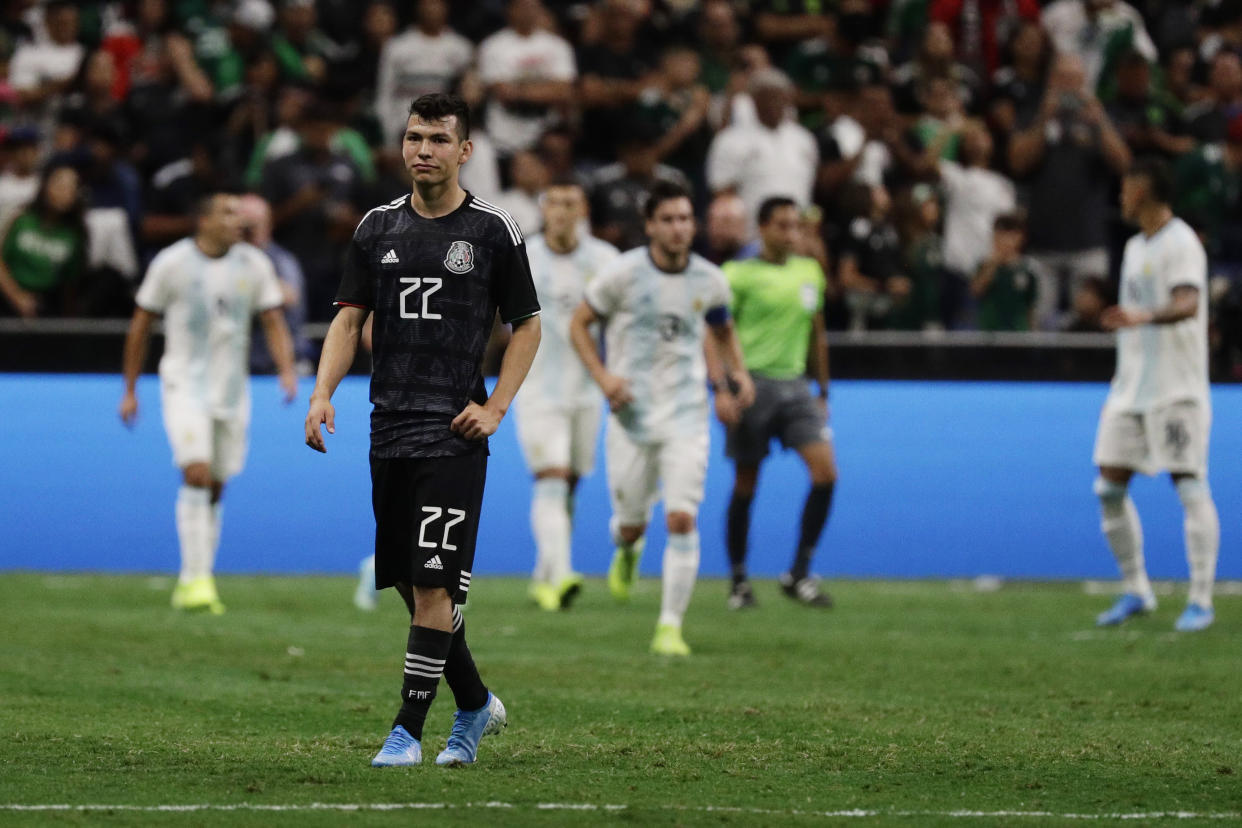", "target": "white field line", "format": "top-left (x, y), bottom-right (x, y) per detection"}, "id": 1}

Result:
top-left (1, 802), bottom-right (1239, 820)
